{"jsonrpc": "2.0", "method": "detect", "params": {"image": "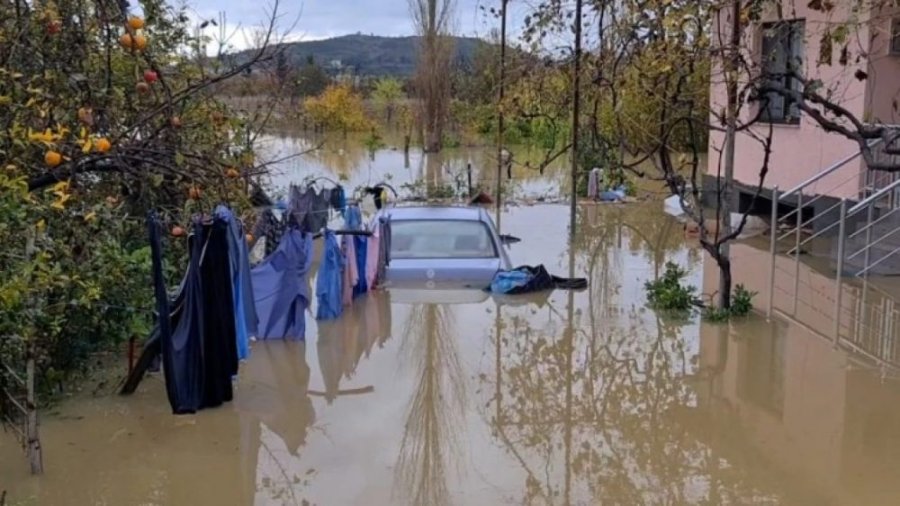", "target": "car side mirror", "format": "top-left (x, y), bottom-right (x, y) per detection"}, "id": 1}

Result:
top-left (499, 234), bottom-right (521, 246)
